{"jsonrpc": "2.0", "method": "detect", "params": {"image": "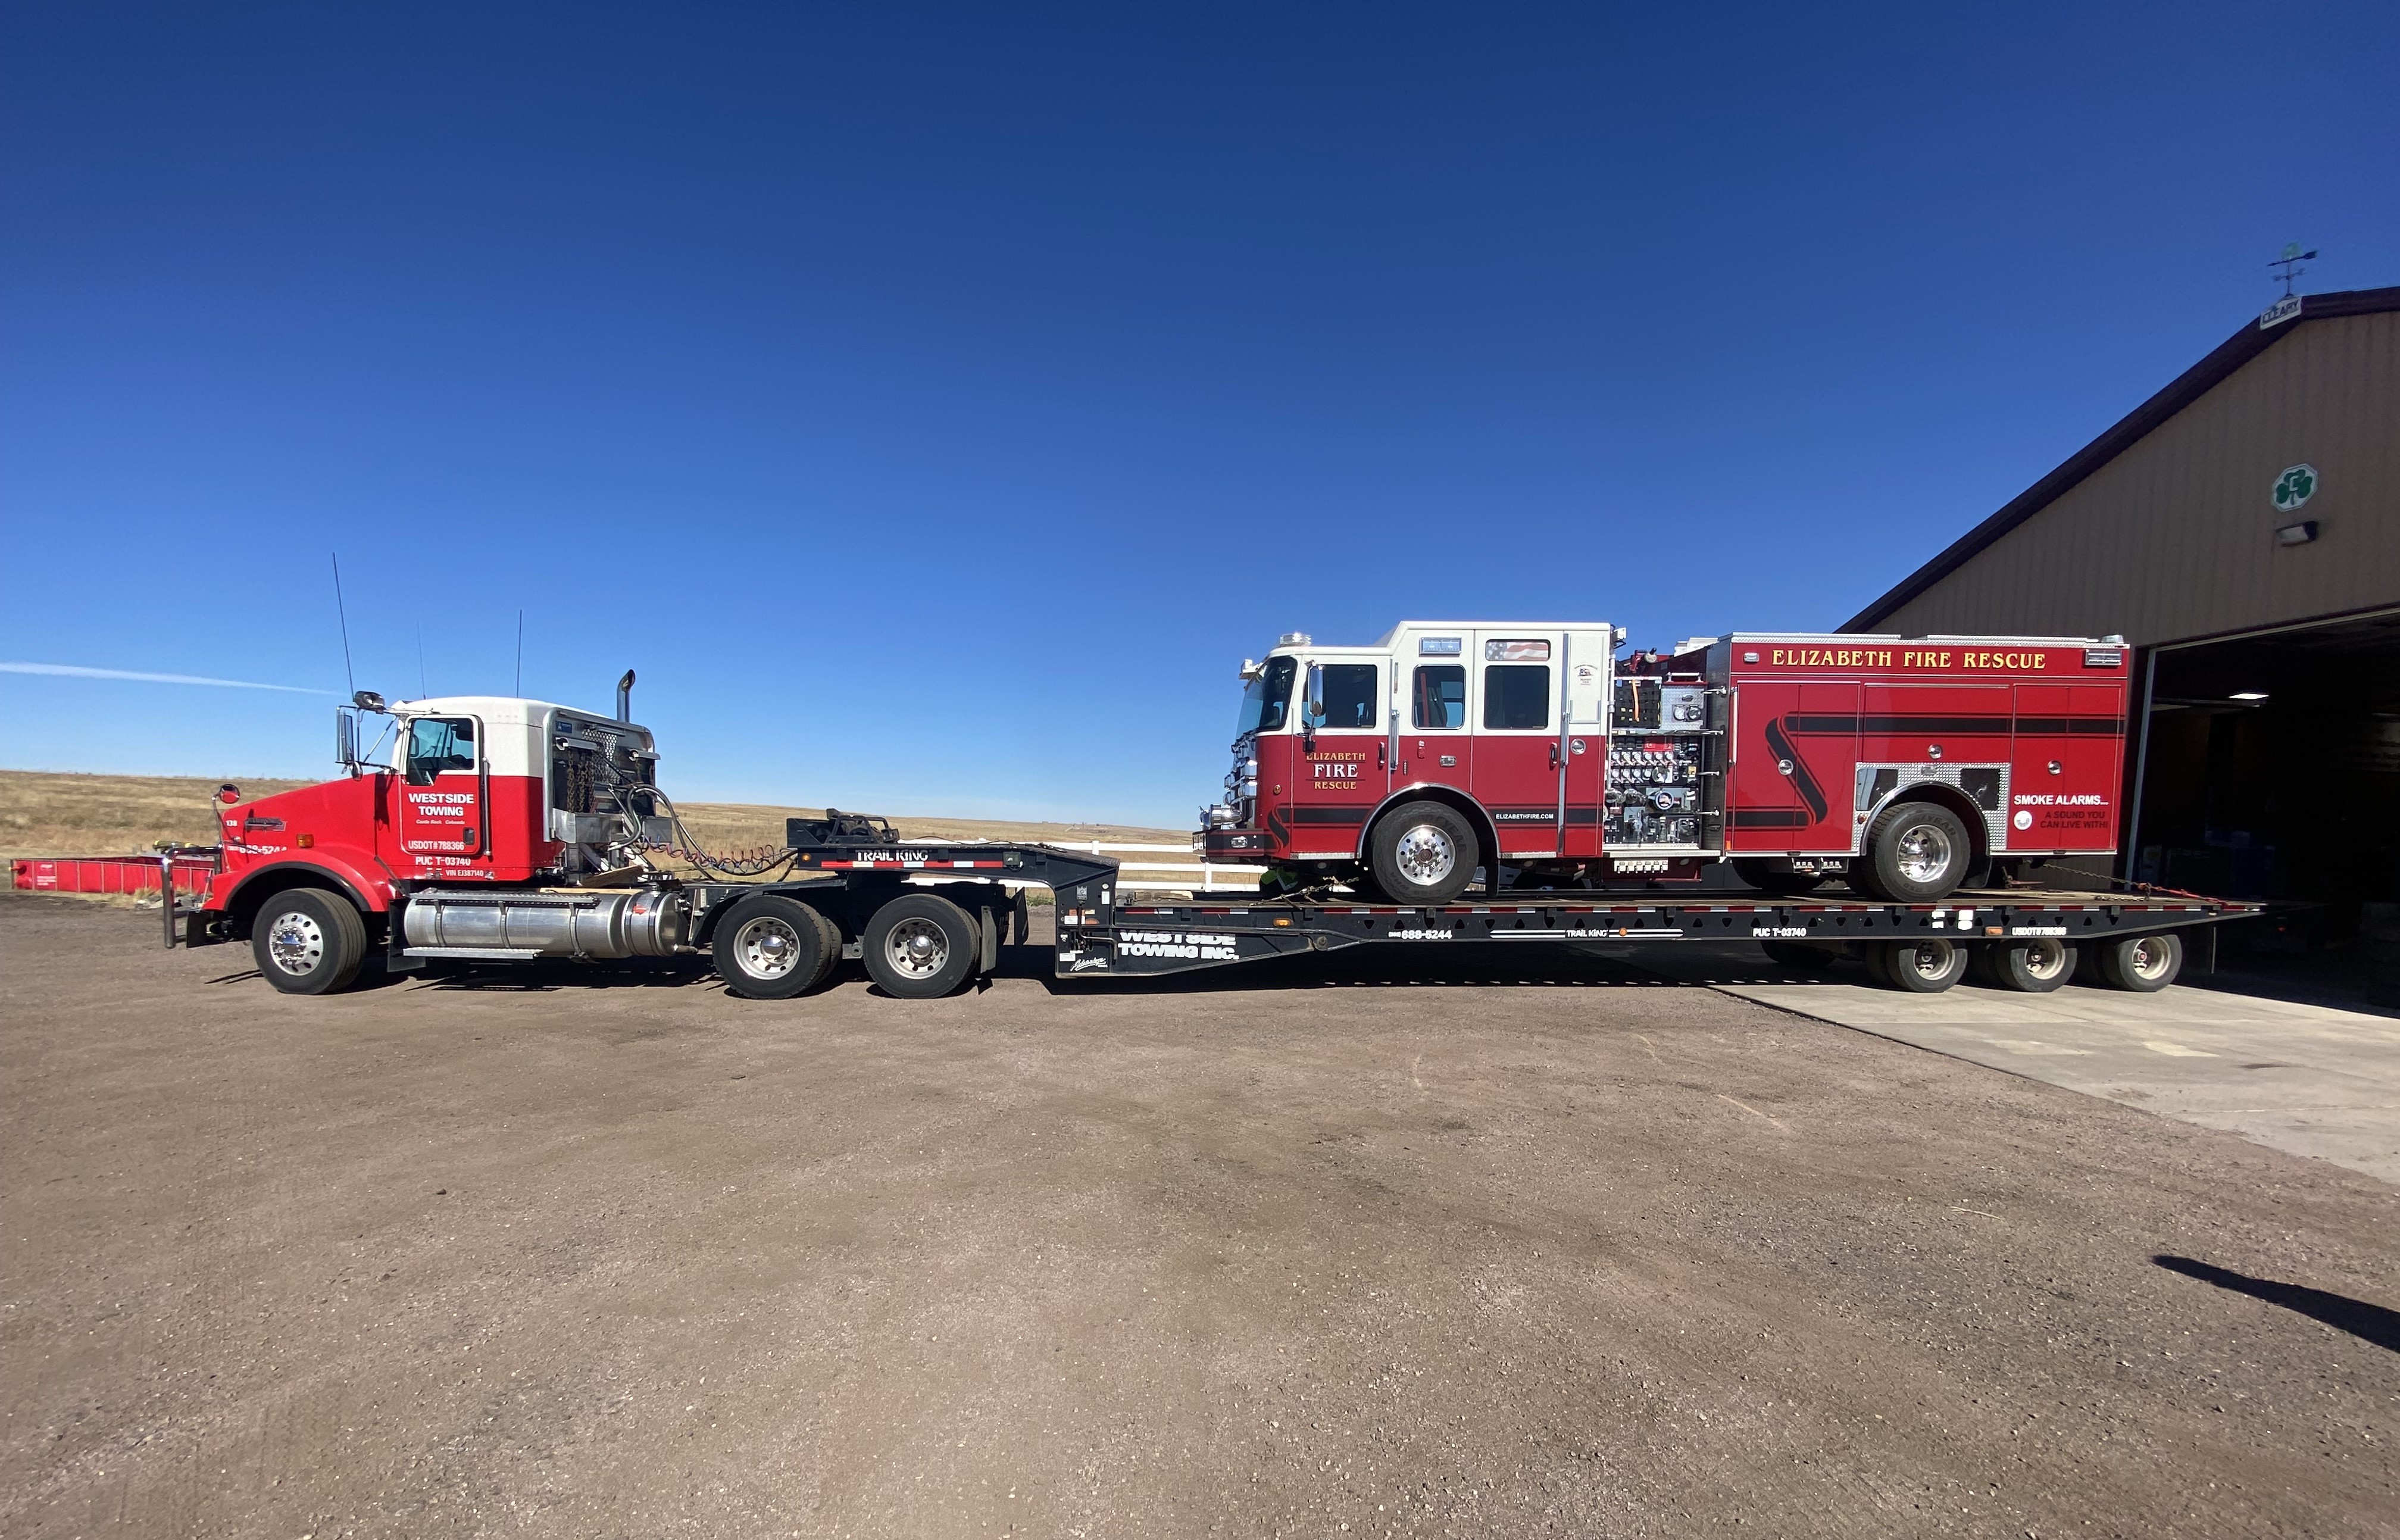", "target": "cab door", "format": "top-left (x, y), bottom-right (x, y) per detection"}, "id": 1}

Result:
top-left (1471, 630), bottom-right (1564, 857)
top-left (1288, 657), bottom-right (1390, 858)
top-left (1559, 630), bottom-right (1611, 857)
top-left (1395, 629), bottom-right (1472, 796)
top-left (396, 713), bottom-right (492, 875)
